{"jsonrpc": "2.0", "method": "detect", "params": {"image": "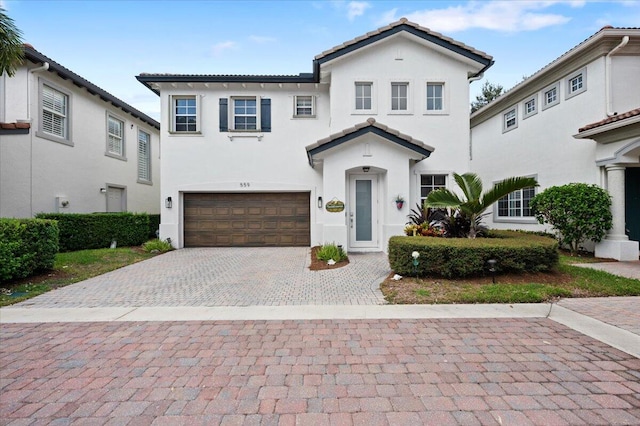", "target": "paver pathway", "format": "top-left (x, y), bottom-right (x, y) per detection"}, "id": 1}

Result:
top-left (2, 318), bottom-right (640, 425)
